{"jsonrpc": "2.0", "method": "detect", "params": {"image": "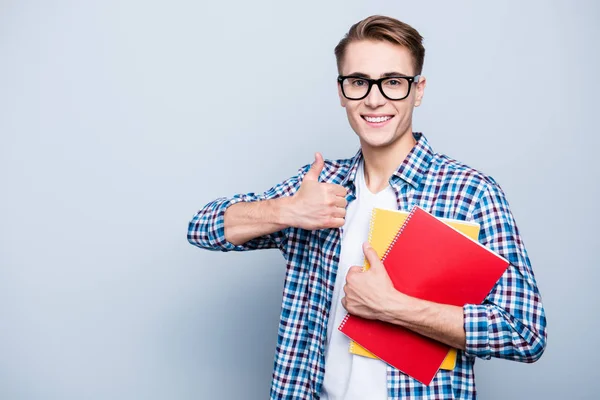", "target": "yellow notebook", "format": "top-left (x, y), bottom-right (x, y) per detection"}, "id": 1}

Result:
top-left (349, 207), bottom-right (481, 371)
